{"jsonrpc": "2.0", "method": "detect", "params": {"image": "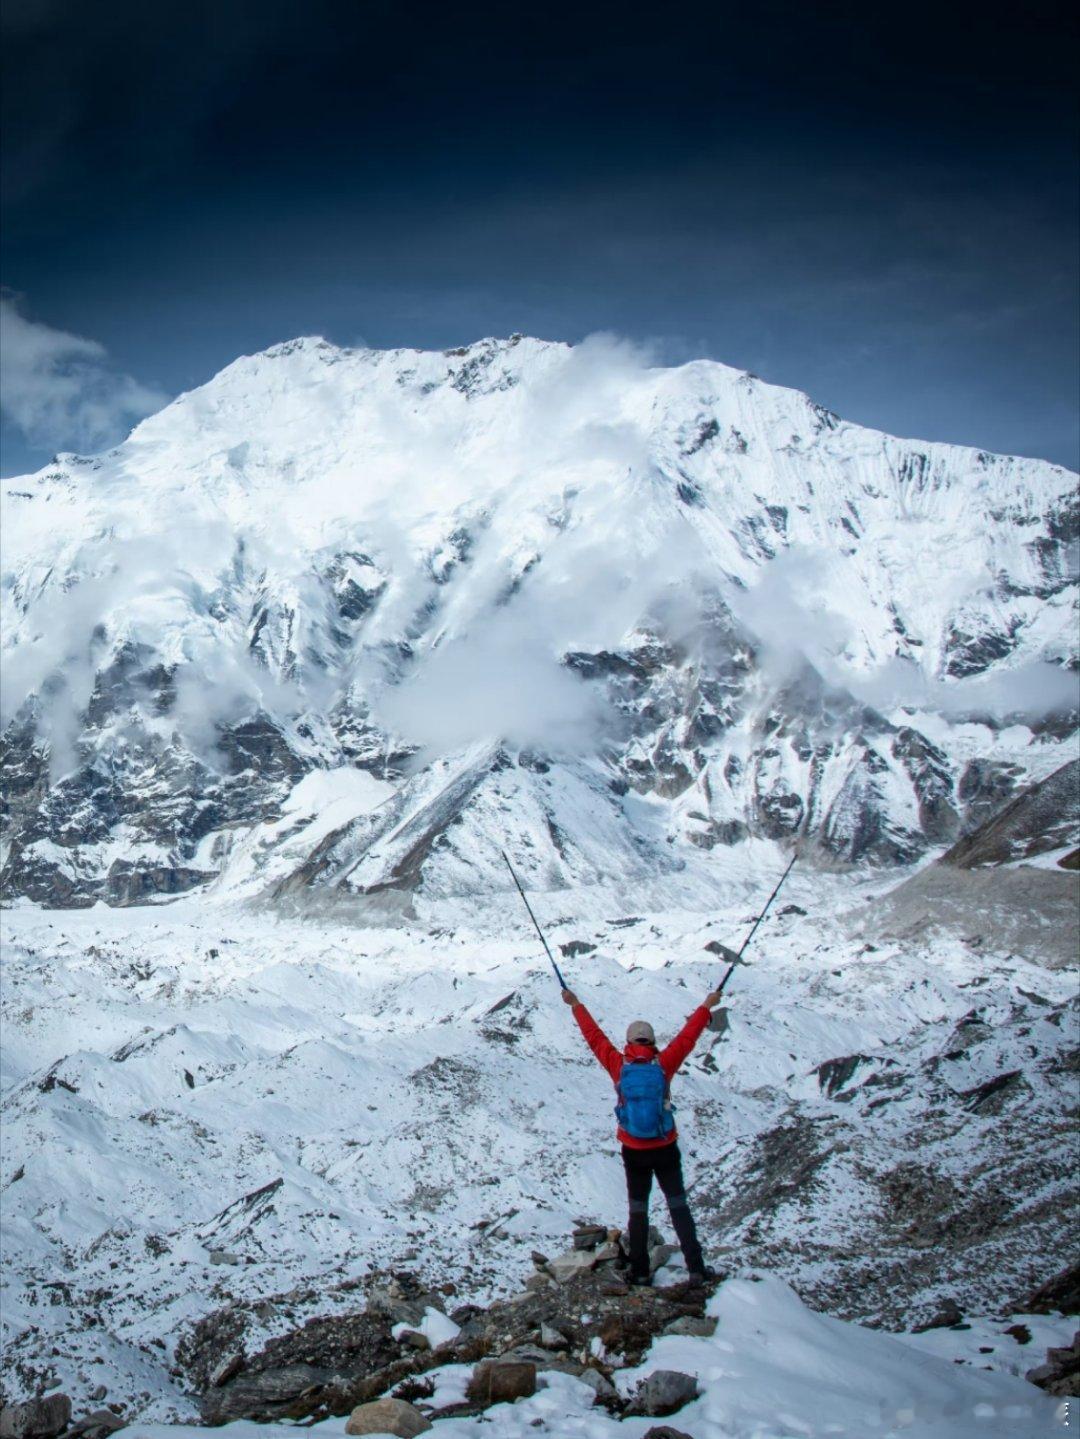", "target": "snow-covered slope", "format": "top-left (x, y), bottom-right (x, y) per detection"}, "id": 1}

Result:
top-left (1, 335), bottom-right (1076, 906)
top-left (1, 869), bottom-right (1076, 1418)
top-left (124, 1274), bottom-right (1068, 1438)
